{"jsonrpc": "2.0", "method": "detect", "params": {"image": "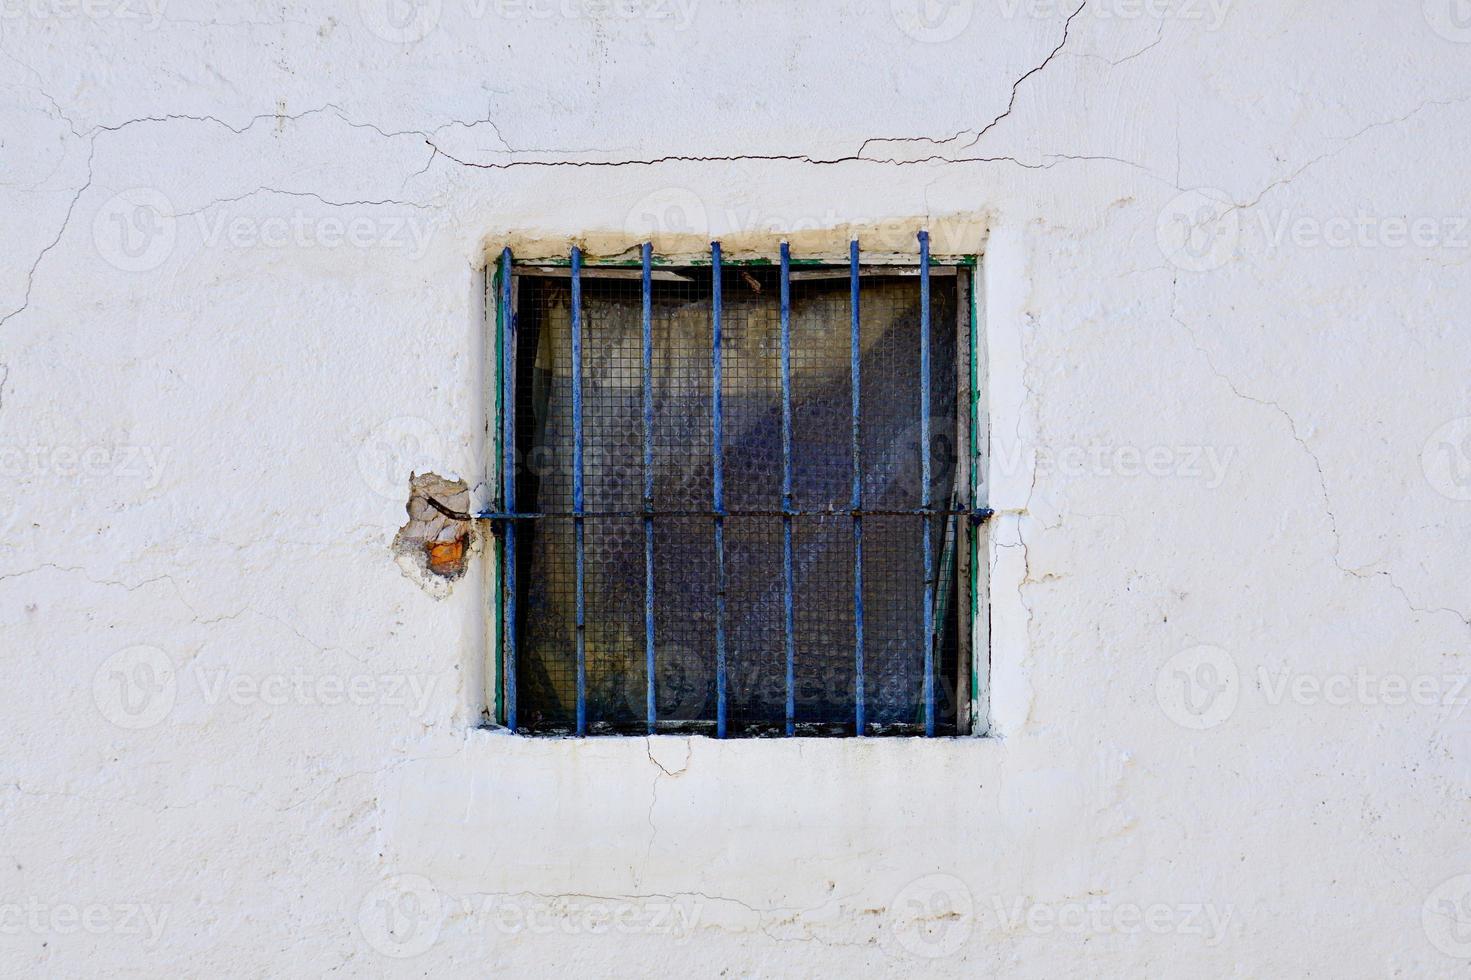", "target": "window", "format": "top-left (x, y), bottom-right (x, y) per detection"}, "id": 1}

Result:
top-left (490, 235), bottom-right (986, 737)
